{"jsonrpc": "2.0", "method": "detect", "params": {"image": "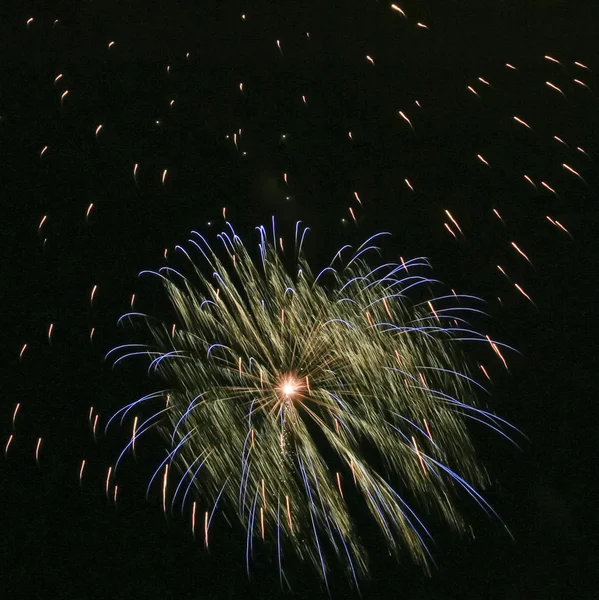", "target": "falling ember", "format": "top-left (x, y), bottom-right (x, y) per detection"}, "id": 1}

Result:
top-left (423, 419), bottom-right (433, 442)
top-left (479, 364), bottom-right (491, 382)
top-left (48, 323), bottom-right (54, 344)
top-left (162, 464), bottom-right (169, 513)
top-left (60, 90), bottom-right (69, 106)
top-left (95, 124), bottom-right (103, 139)
top-left (79, 459), bottom-right (86, 484)
top-left (19, 343), bottom-right (27, 360)
top-left (562, 163), bottom-right (585, 183)
top-left (86, 203), bottom-right (94, 220)
top-left (113, 485), bottom-right (119, 504)
top-left (204, 511), bottom-right (209, 548)
top-left (546, 216), bottom-right (572, 238)
top-left (349, 206), bottom-right (357, 224)
top-left (444, 210), bottom-right (463, 235)
top-left (5, 434), bottom-right (14, 456)
top-left (412, 437), bottom-right (427, 474)
top-left (260, 507), bottom-right (265, 539)
top-left (544, 55), bottom-right (562, 65)
top-left (391, 4), bottom-right (407, 17)
top-left (106, 466), bottom-right (113, 497)
top-left (89, 327), bottom-right (95, 342)
top-left (545, 81), bottom-right (566, 97)
top-left (38, 215), bottom-right (47, 232)
top-left (486, 335), bottom-right (509, 370)
top-left (404, 178), bottom-right (414, 192)
top-left (192, 501), bottom-right (197, 537)
top-left (467, 86), bottom-right (480, 98)
top-left (132, 416), bottom-right (138, 456)
top-left (92, 414), bottom-right (99, 441)
top-left (162, 169), bottom-right (168, 185)
top-left (336, 472), bottom-right (344, 498)
top-left (444, 223), bottom-right (457, 239)
top-left (398, 110), bottom-right (414, 132)
top-left (130, 294), bottom-right (136, 309)
top-left (513, 116), bottom-right (532, 130)
top-left (511, 242), bottom-right (533, 266)
top-left (477, 154), bottom-right (490, 167)
top-left (90, 285), bottom-right (98, 305)
top-left (35, 437), bottom-right (42, 463)
top-left (554, 136), bottom-right (568, 147)
top-left (353, 191), bottom-right (362, 205)
top-left (40, 146), bottom-right (48, 159)
top-left (524, 175), bottom-right (537, 189)
top-left (514, 283), bottom-right (536, 306)
top-left (12, 404), bottom-right (20, 429)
